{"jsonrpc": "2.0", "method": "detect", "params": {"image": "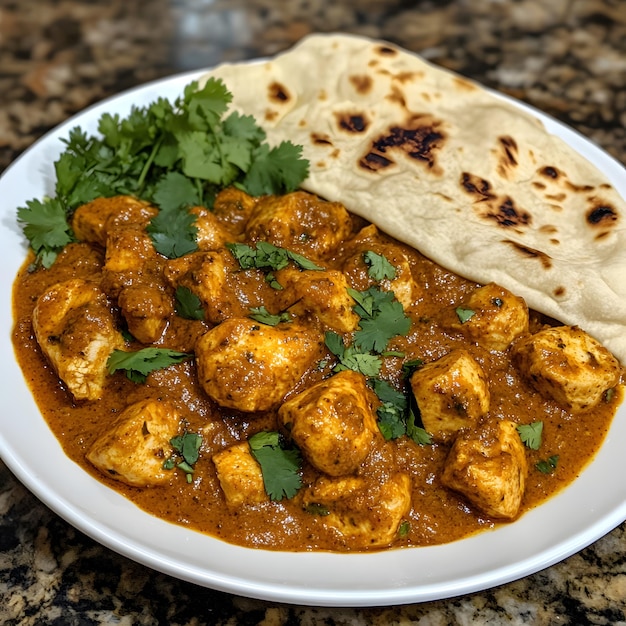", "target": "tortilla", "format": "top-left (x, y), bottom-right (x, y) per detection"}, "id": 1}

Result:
top-left (201, 33), bottom-right (626, 363)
